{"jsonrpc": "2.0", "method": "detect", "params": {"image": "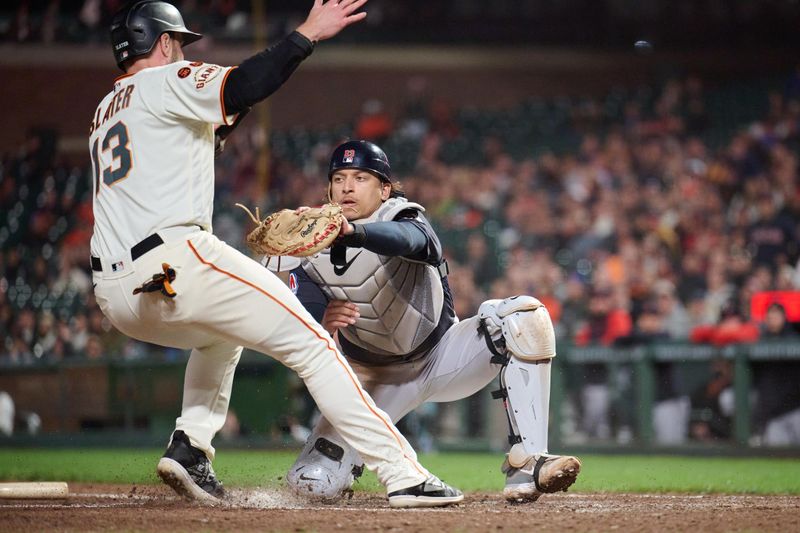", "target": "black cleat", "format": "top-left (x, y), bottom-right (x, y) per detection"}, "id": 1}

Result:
top-left (157, 430), bottom-right (225, 503)
top-left (387, 476), bottom-right (464, 508)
